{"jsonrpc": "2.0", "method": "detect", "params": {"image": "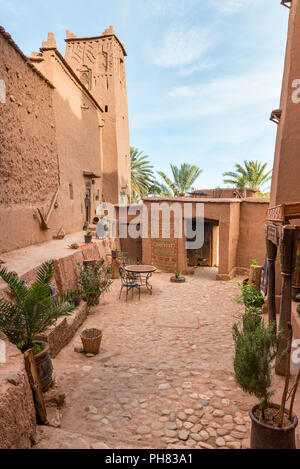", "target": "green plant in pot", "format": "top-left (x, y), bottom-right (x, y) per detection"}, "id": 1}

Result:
top-left (118, 252), bottom-right (128, 266)
top-left (84, 231), bottom-right (93, 244)
top-left (77, 260), bottom-right (112, 307)
top-left (0, 262), bottom-right (87, 392)
top-left (233, 318), bottom-right (299, 449)
top-left (292, 252), bottom-right (300, 302)
top-left (170, 271), bottom-right (186, 283)
top-left (111, 248), bottom-right (120, 259)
